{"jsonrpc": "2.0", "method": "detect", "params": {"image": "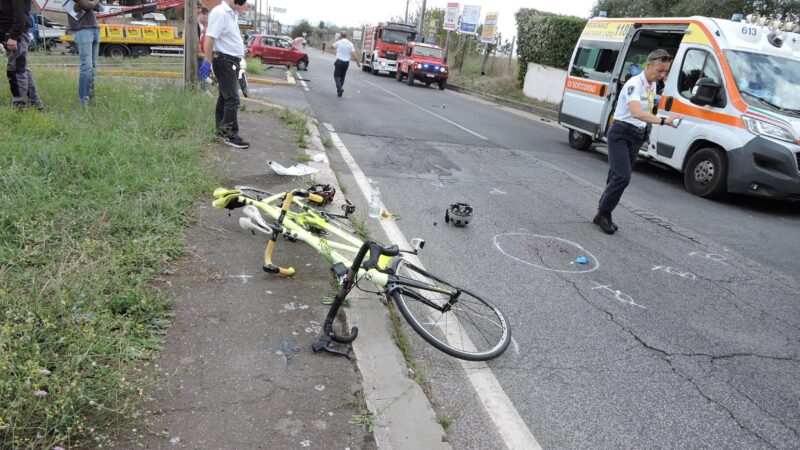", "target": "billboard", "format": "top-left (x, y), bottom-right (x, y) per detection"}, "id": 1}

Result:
top-left (459, 4), bottom-right (480, 34)
top-left (444, 2), bottom-right (459, 31)
top-left (480, 12), bottom-right (498, 43)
